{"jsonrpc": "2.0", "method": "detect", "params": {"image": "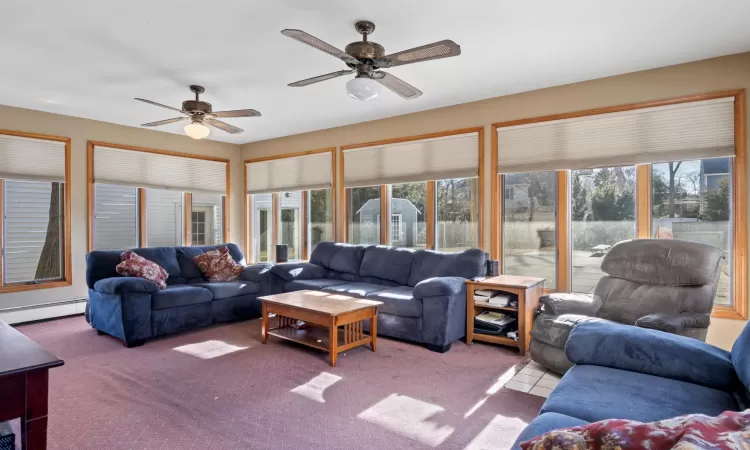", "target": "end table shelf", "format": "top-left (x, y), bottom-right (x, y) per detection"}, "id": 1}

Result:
top-left (465, 275), bottom-right (545, 355)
